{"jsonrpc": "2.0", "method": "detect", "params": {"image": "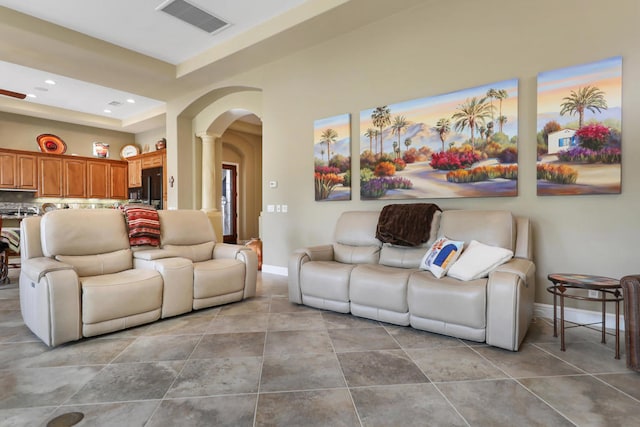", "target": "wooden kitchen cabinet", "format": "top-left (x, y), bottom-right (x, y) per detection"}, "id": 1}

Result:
top-left (17, 154), bottom-right (37, 190)
top-left (2, 148), bottom-right (128, 200)
top-left (87, 160), bottom-right (109, 199)
top-left (63, 158), bottom-right (87, 198)
top-left (38, 156), bottom-right (63, 197)
top-left (87, 160), bottom-right (128, 199)
top-left (0, 149), bottom-right (37, 190)
top-left (110, 162), bottom-right (128, 199)
top-left (128, 158), bottom-right (142, 188)
top-left (0, 151), bottom-right (17, 188)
